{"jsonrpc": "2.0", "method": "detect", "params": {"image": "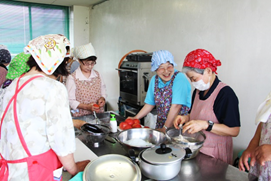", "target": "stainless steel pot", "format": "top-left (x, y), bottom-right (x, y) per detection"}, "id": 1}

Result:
top-left (83, 154), bottom-right (141, 181)
top-left (138, 143), bottom-right (185, 180)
